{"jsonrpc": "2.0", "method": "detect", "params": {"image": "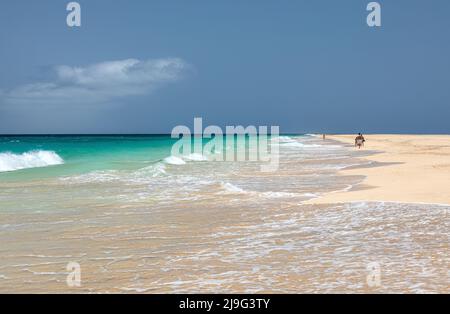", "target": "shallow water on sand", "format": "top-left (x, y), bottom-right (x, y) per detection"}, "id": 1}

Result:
top-left (0, 136), bottom-right (448, 293)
